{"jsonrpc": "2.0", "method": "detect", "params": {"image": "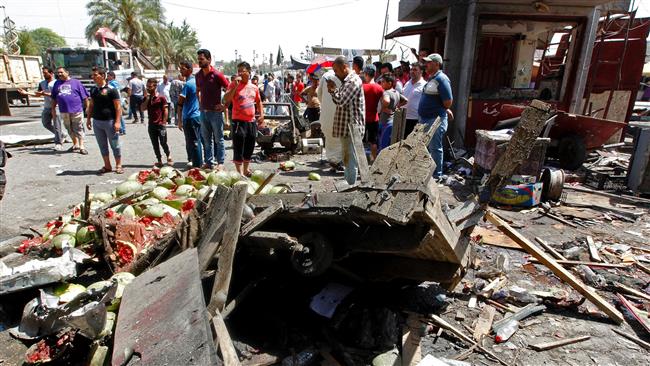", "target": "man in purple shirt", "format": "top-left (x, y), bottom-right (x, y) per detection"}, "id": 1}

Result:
top-left (52, 67), bottom-right (90, 154)
top-left (196, 49), bottom-right (230, 170)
